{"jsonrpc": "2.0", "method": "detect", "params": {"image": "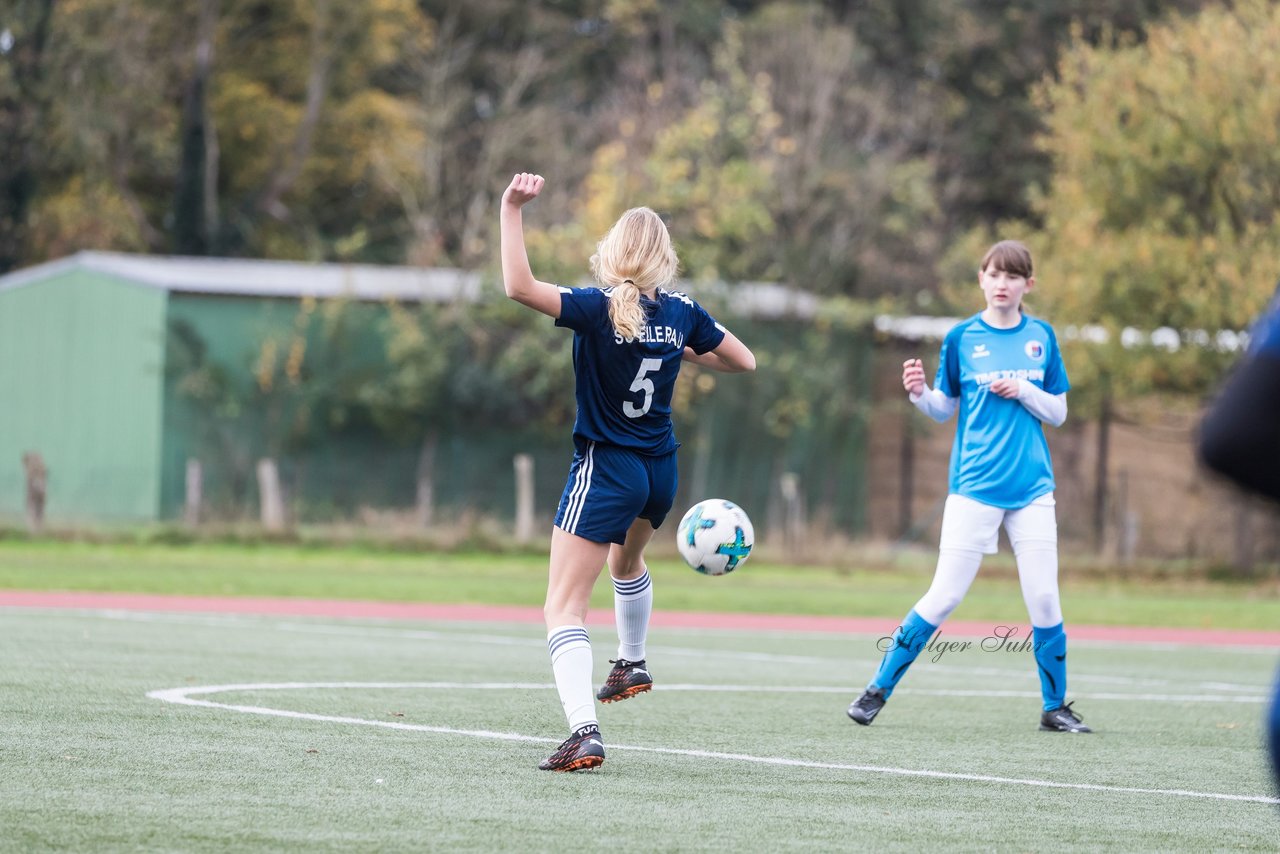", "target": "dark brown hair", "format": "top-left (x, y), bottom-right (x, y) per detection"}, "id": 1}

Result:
top-left (980, 240), bottom-right (1033, 279)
